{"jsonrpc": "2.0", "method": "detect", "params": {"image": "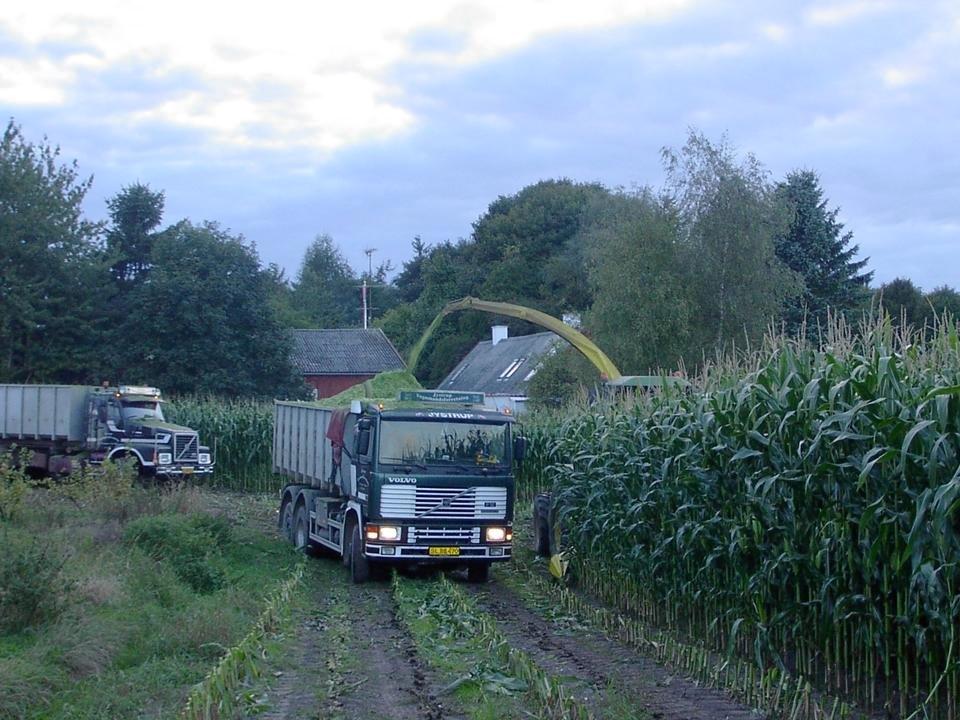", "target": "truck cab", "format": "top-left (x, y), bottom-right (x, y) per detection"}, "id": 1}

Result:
top-left (91, 385), bottom-right (214, 477)
top-left (276, 393), bottom-right (525, 583)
